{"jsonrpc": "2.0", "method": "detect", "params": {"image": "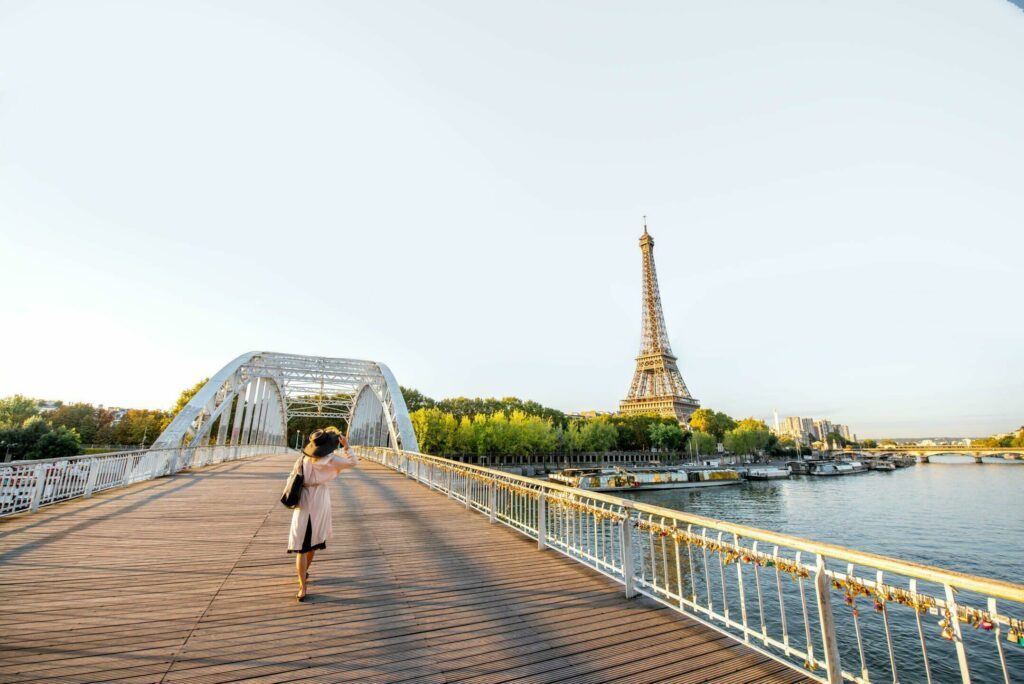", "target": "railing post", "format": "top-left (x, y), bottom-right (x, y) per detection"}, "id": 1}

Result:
top-left (488, 482), bottom-right (496, 523)
top-left (813, 554), bottom-right (842, 683)
top-left (148, 452), bottom-right (160, 479)
top-left (619, 511), bottom-right (637, 598)
top-left (83, 460), bottom-right (100, 498)
top-left (447, 468), bottom-right (453, 499)
top-left (168, 448), bottom-right (180, 475)
top-left (29, 464), bottom-right (46, 512)
top-left (944, 583), bottom-right (972, 683)
top-left (121, 455), bottom-right (132, 487)
top-left (536, 493), bottom-right (547, 550)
